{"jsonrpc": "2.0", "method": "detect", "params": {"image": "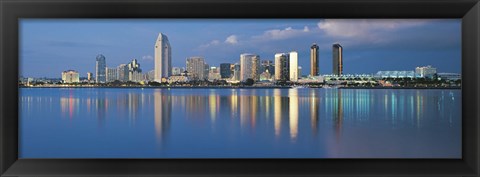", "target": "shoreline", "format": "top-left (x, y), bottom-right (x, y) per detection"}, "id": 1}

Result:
top-left (19, 86), bottom-right (461, 90)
